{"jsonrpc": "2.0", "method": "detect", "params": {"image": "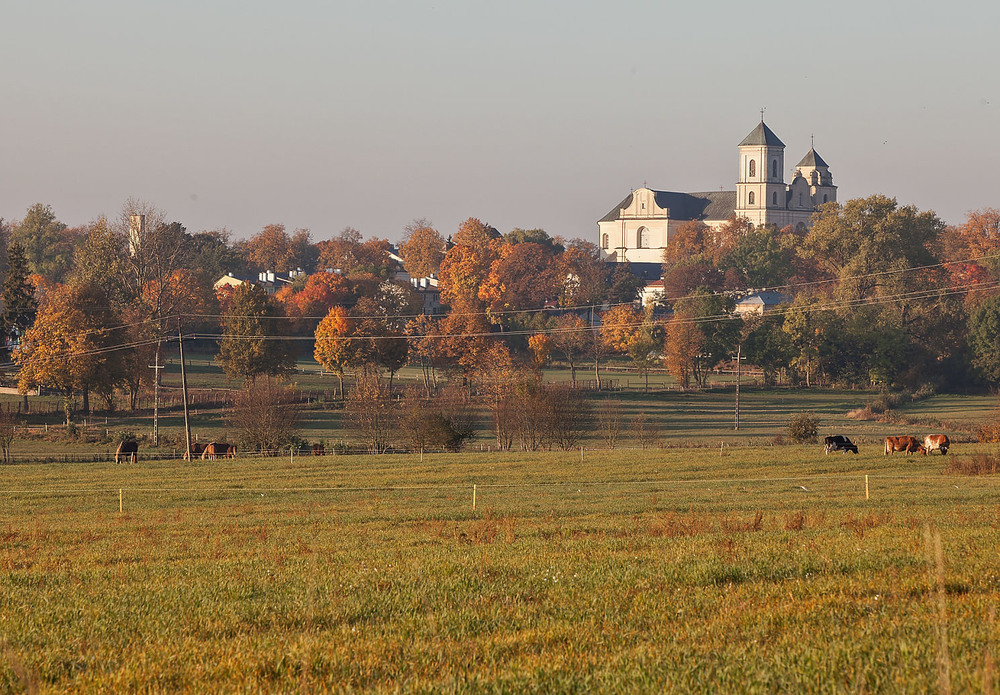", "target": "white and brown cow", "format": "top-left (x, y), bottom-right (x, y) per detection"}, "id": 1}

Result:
top-left (923, 434), bottom-right (950, 455)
